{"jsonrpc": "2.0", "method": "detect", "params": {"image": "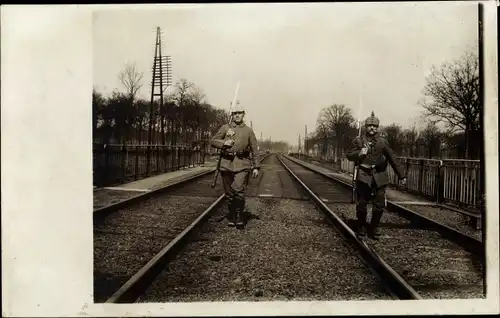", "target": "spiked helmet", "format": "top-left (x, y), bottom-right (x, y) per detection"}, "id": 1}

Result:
top-left (365, 111), bottom-right (380, 127)
top-left (231, 101), bottom-right (245, 113)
